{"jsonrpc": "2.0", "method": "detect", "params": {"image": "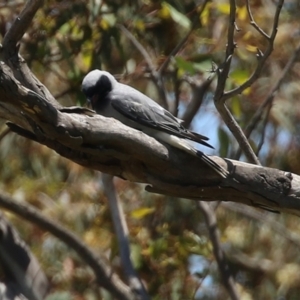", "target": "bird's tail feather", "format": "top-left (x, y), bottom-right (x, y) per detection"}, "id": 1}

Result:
top-left (196, 151), bottom-right (229, 178)
top-left (153, 133), bottom-right (228, 178)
